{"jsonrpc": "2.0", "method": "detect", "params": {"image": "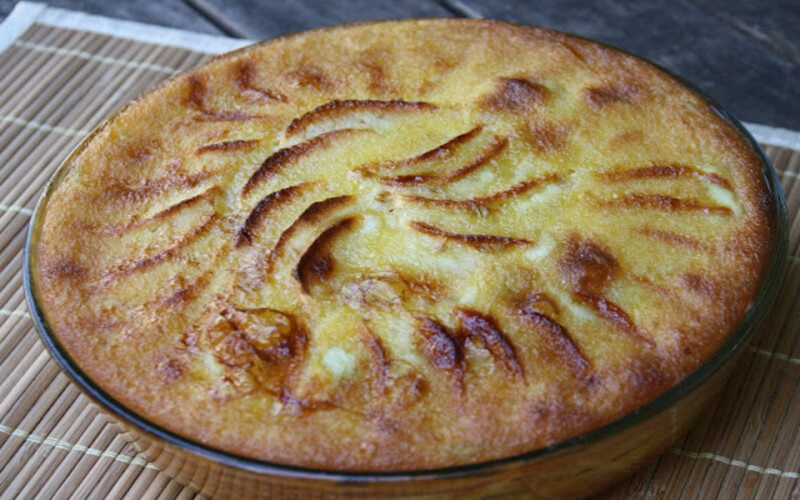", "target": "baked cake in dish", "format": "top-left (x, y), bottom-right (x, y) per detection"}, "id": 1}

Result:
top-left (32, 19), bottom-right (775, 471)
